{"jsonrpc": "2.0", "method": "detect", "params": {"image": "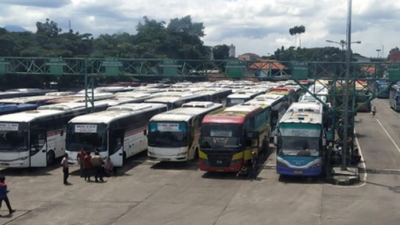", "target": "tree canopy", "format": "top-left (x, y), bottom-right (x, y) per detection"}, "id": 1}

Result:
top-left (0, 16), bottom-right (232, 90)
top-left (0, 16), bottom-right (224, 60)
